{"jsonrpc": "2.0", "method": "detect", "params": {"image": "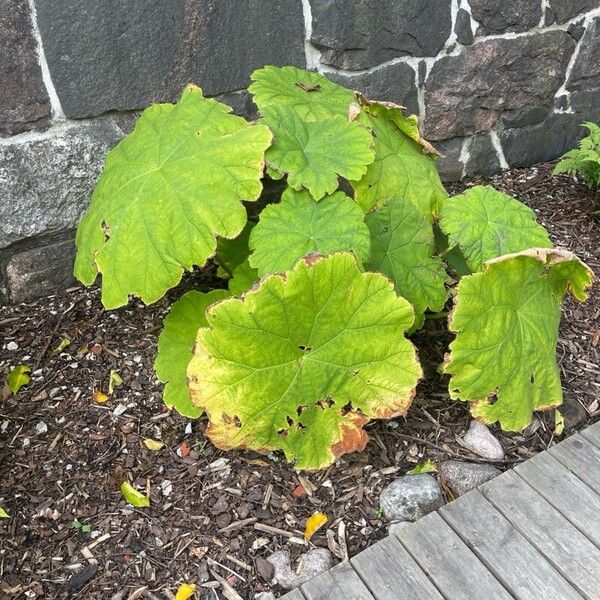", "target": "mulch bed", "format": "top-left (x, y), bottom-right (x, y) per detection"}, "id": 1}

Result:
top-left (1, 162), bottom-right (598, 600)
